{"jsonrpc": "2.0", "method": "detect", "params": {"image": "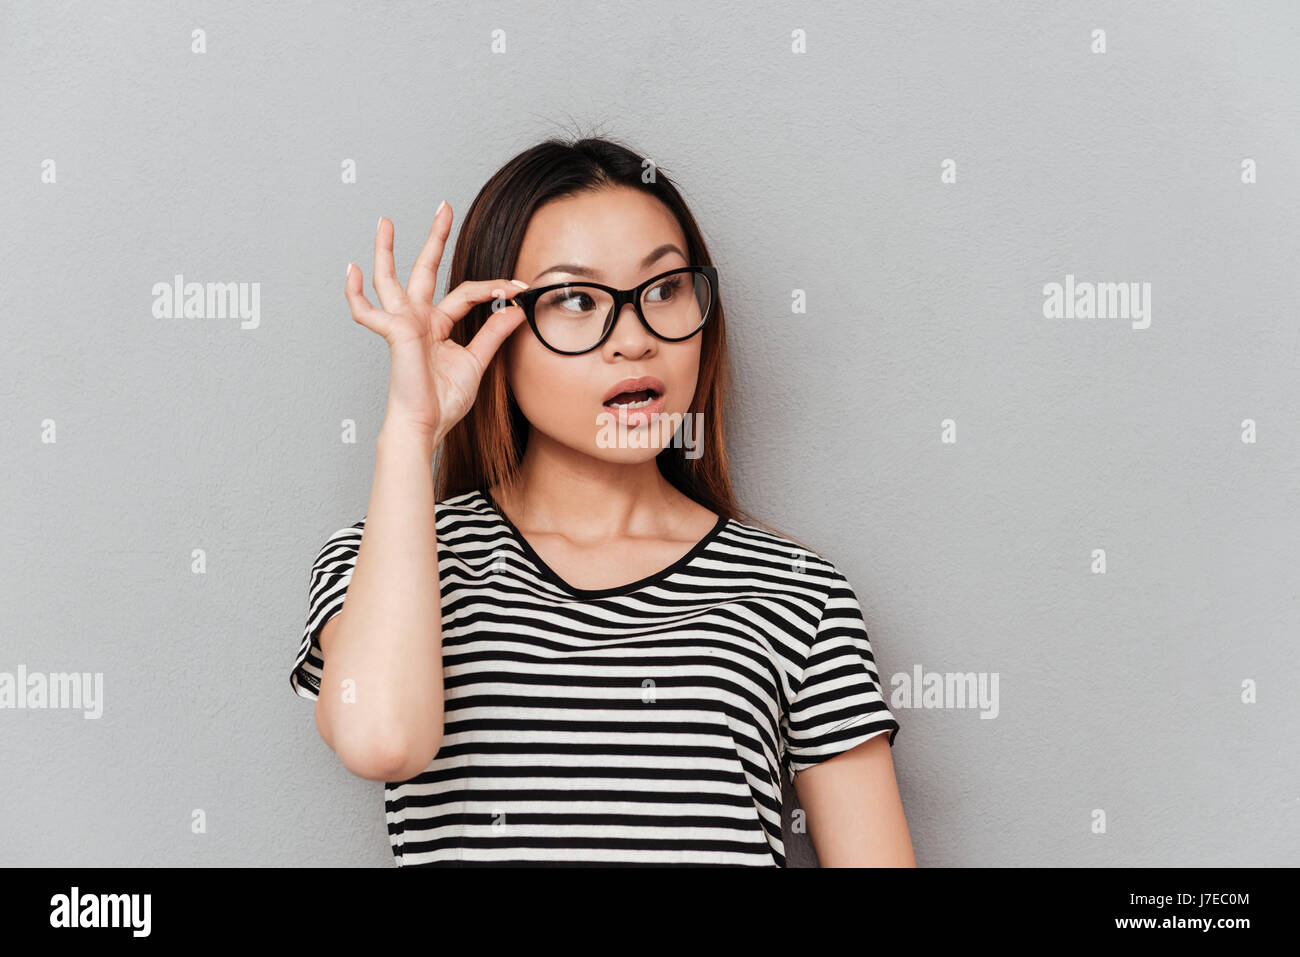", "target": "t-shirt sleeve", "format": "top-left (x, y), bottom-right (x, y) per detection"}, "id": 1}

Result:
top-left (782, 564), bottom-right (900, 775)
top-left (290, 520), bottom-right (365, 701)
